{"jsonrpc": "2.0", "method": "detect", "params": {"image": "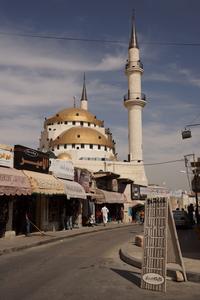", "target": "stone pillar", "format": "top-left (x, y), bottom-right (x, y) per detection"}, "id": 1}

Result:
top-left (5, 197), bottom-right (16, 238)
